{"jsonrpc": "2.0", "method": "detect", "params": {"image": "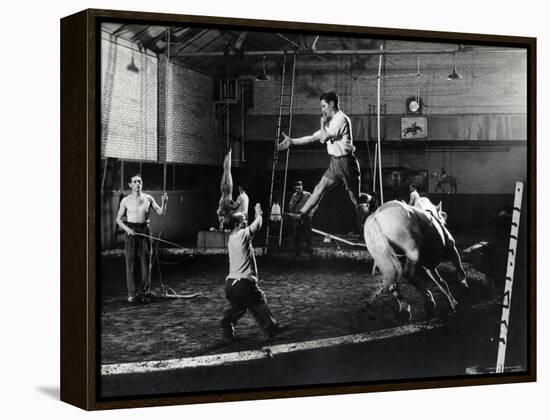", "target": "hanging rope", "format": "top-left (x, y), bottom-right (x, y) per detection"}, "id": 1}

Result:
top-left (144, 48), bottom-right (149, 160)
top-left (416, 56), bottom-right (420, 104)
top-left (376, 44), bottom-right (384, 204)
top-left (137, 27), bottom-right (206, 301)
